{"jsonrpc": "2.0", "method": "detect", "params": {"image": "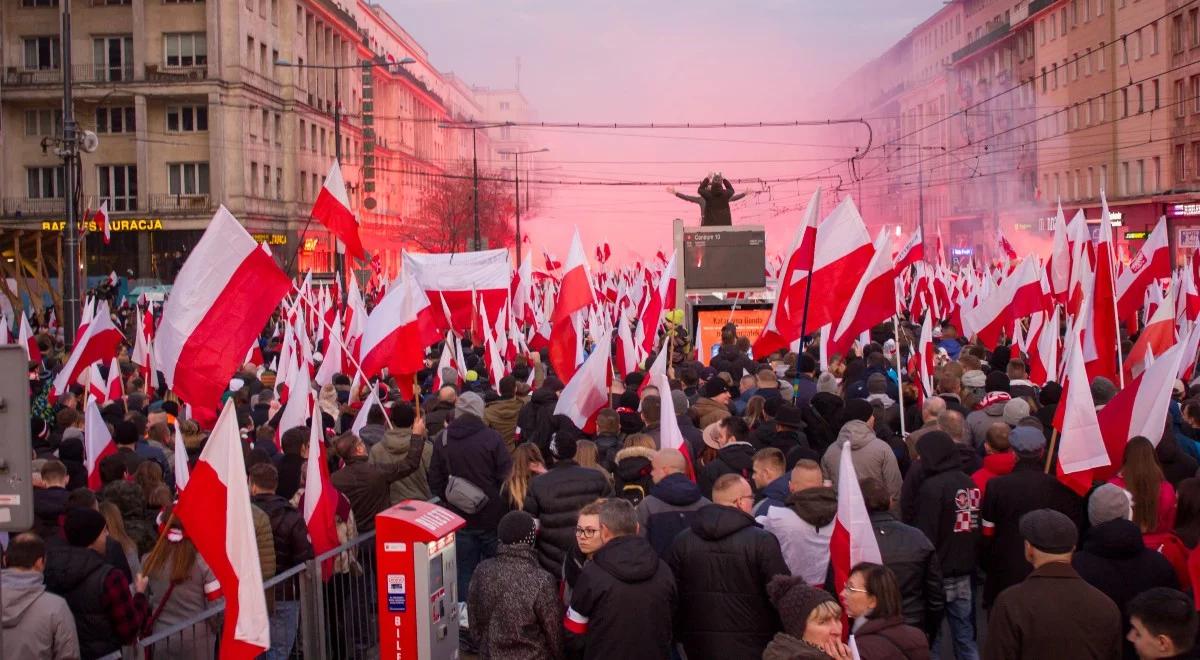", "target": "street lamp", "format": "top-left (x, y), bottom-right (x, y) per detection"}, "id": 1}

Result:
top-left (498, 148), bottom-right (548, 266)
top-left (439, 122), bottom-right (511, 251)
top-left (275, 56), bottom-right (414, 305)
